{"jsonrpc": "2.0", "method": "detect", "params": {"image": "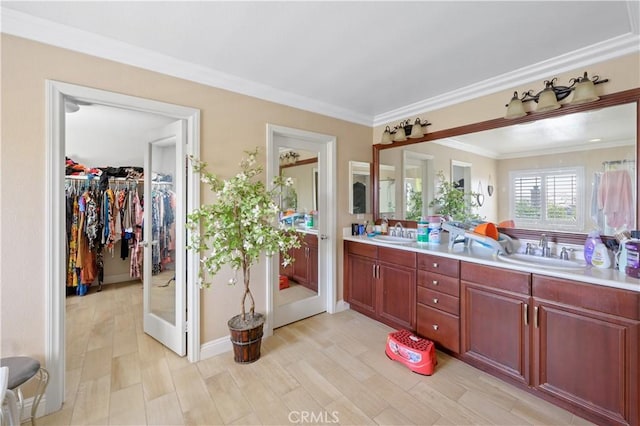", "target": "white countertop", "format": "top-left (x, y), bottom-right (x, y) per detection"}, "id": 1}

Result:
top-left (344, 234), bottom-right (640, 293)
